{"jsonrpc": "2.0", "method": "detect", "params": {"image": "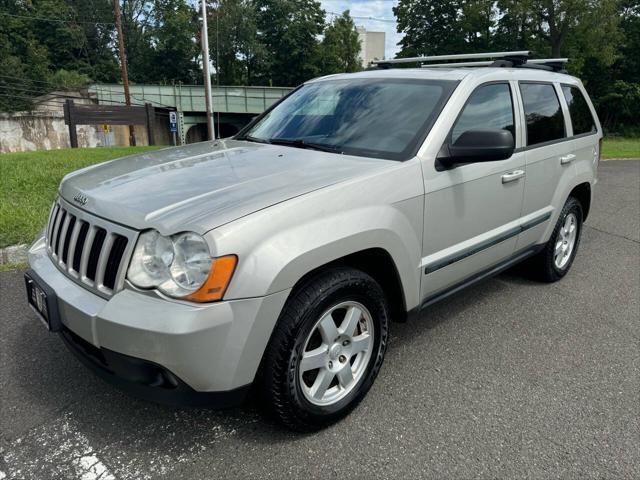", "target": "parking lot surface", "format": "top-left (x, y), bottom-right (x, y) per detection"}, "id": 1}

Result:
top-left (1, 160), bottom-right (638, 480)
